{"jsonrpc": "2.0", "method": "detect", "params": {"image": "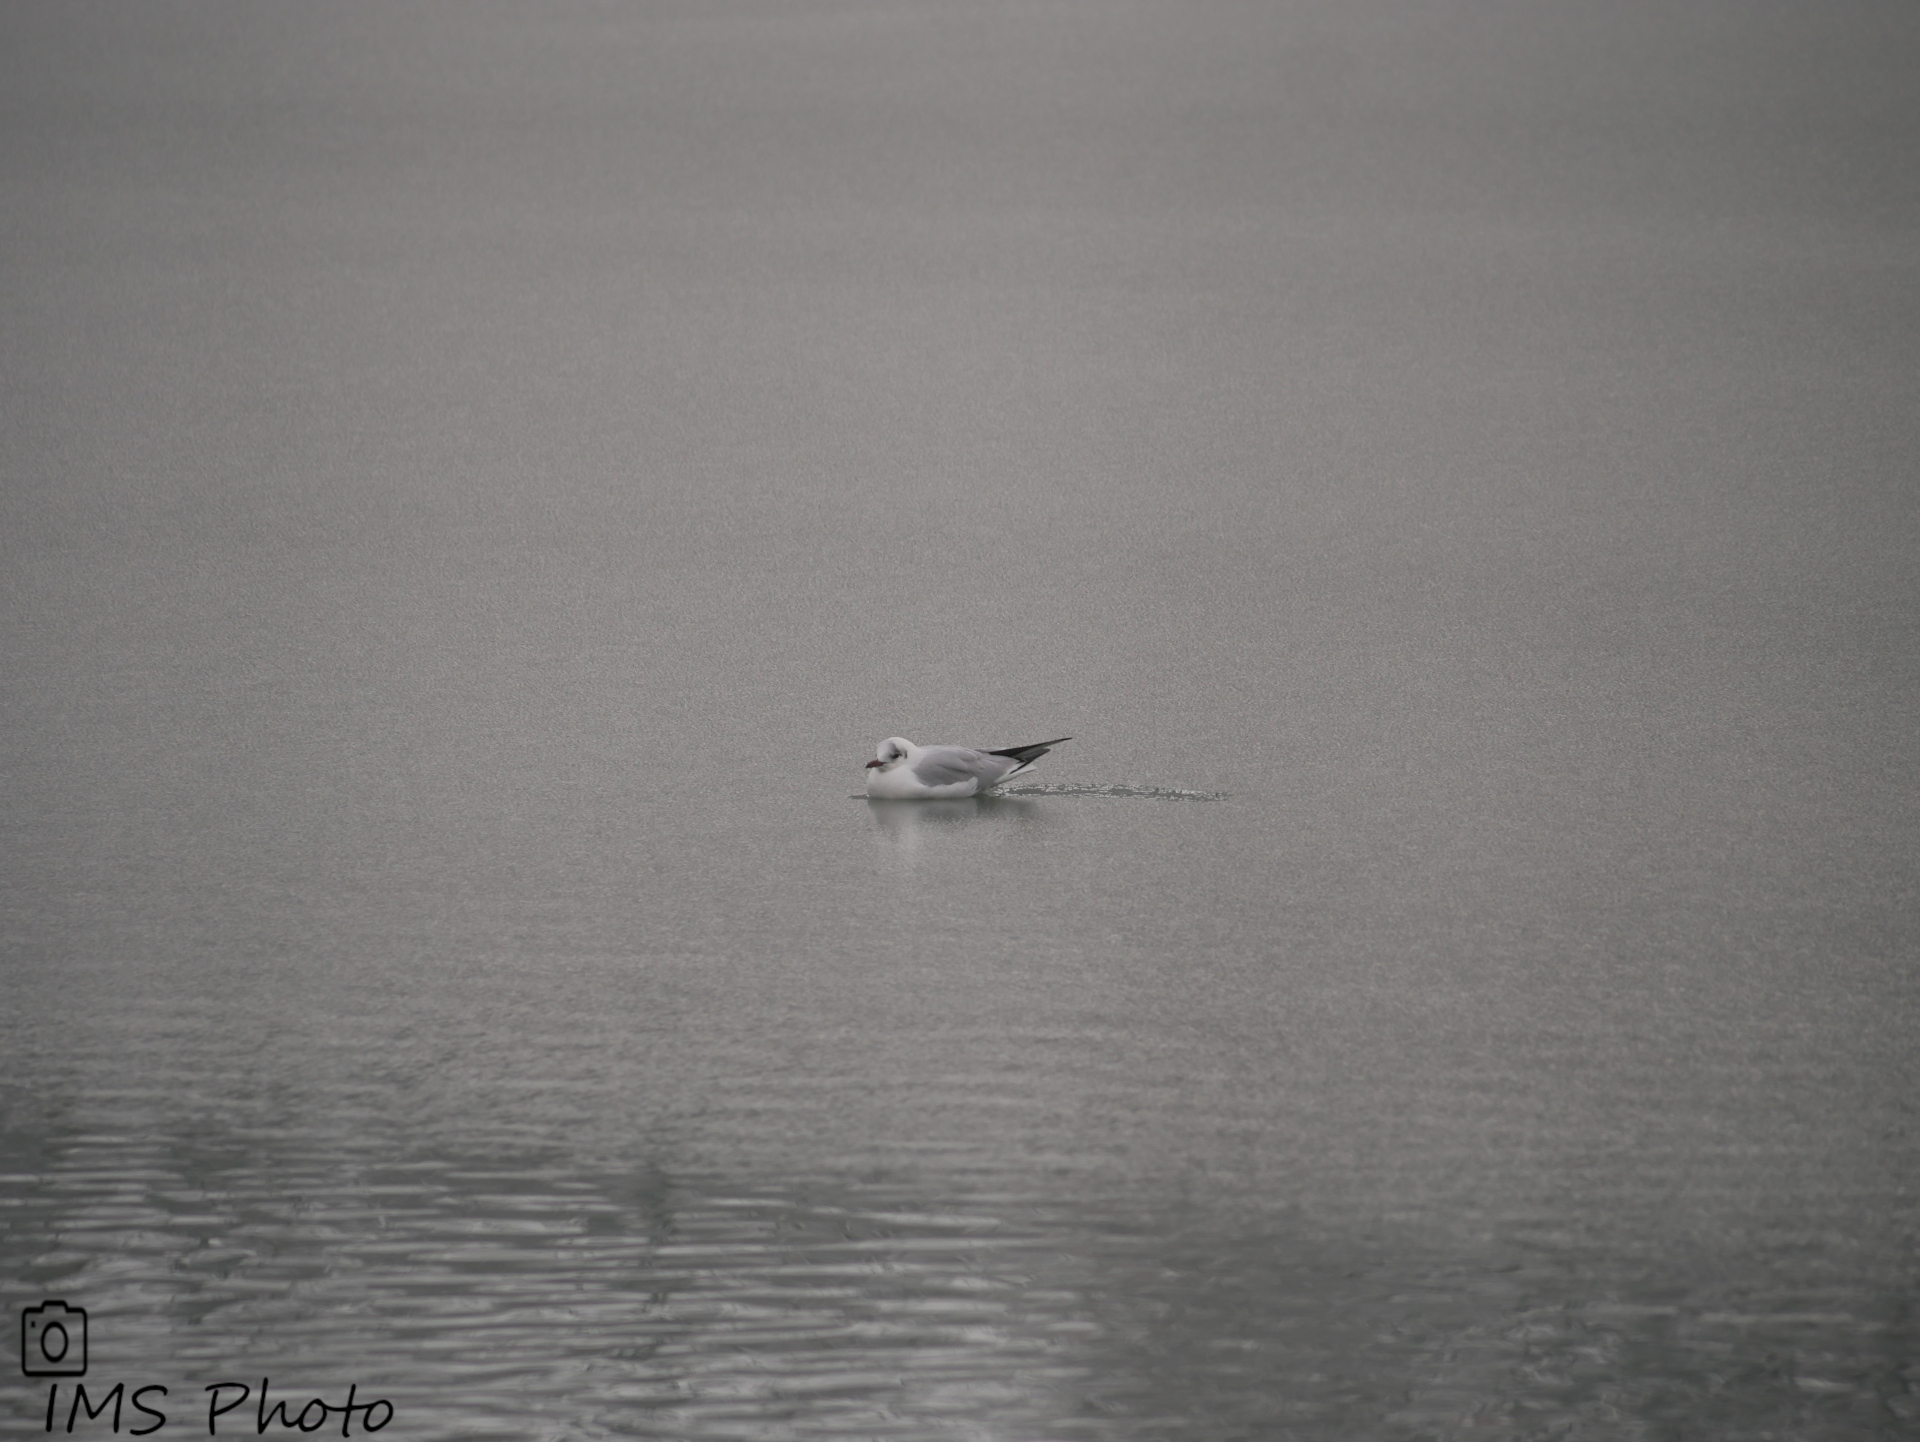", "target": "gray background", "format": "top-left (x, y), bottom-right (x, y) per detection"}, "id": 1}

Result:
top-left (4, 2), bottom-right (1917, 1438)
